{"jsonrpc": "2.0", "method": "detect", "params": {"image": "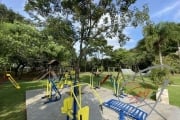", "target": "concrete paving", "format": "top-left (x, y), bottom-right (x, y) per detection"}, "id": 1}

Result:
top-left (26, 87), bottom-right (180, 120)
